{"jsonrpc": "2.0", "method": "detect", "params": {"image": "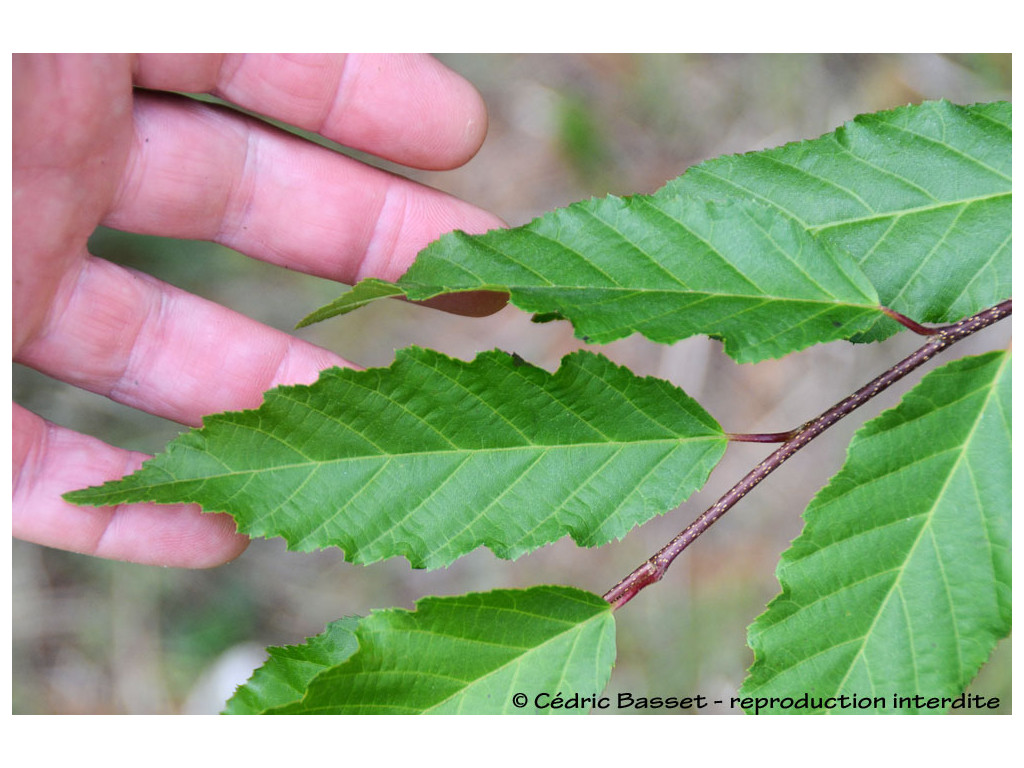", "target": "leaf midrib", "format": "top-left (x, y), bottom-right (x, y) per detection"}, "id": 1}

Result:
top-left (412, 282), bottom-right (881, 307)
top-left (812, 192), bottom-right (1009, 235)
top-left (98, 435), bottom-right (724, 496)
top-left (677, 179), bottom-right (1006, 235)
